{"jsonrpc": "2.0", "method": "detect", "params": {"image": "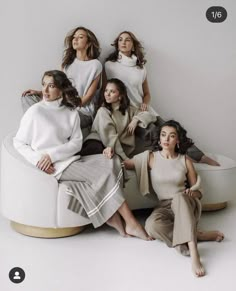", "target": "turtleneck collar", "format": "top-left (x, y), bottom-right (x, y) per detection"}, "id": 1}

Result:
top-left (42, 97), bottom-right (64, 109)
top-left (111, 102), bottom-right (120, 111)
top-left (117, 51), bottom-right (137, 67)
